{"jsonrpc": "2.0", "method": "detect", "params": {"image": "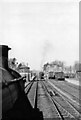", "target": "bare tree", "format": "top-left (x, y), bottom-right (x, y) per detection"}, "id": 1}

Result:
top-left (8, 58), bottom-right (18, 70)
